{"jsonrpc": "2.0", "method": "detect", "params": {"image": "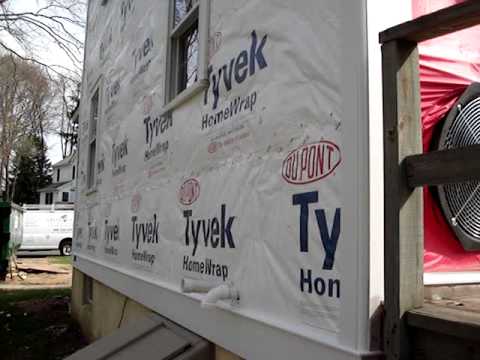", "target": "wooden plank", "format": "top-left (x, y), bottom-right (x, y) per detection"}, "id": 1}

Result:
top-left (410, 326), bottom-right (480, 360)
top-left (407, 303), bottom-right (480, 342)
top-left (405, 145), bottom-right (480, 187)
top-left (382, 40), bottom-right (424, 360)
top-left (379, 1), bottom-right (480, 44)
